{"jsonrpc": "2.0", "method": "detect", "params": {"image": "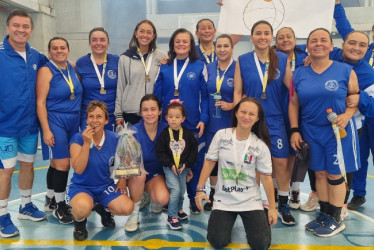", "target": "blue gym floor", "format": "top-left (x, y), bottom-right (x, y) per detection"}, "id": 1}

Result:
top-left (1, 149), bottom-right (374, 249)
